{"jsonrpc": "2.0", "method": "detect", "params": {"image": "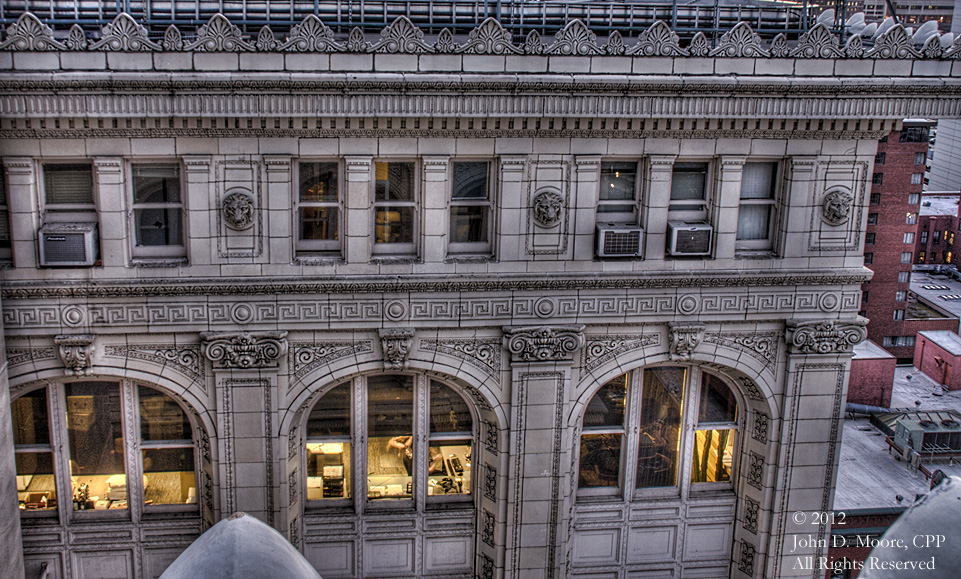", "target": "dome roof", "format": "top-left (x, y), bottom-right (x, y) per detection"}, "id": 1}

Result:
top-left (160, 513), bottom-right (322, 579)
